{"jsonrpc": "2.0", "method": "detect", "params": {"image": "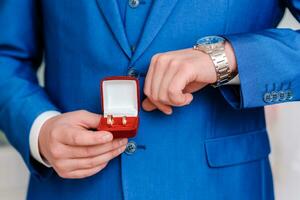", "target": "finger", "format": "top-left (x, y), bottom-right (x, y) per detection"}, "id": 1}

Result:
top-left (144, 49), bottom-right (194, 99)
top-left (142, 98), bottom-right (172, 115)
top-left (157, 61), bottom-right (179, 105)
top-left (57, 145), bottom-right (127, 171)
top-left (142, 98), bottom-right (157, 111)
top-left (59, 129), bottom-right (113, 146)
top-left (73, 110), bottom-right (101, 130)
top-left (63, 163), bottom-right (108, 179)
top-left (150, 56), bottom-right (170, 101)
top-left (168, 70), bottom-right (194, 106)
top-left (144, 54), bottom-right (159, 97)
top-left (148, 98), bottom-right (173, 115)
top-left (64, 138), bottom-right (128, 158)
